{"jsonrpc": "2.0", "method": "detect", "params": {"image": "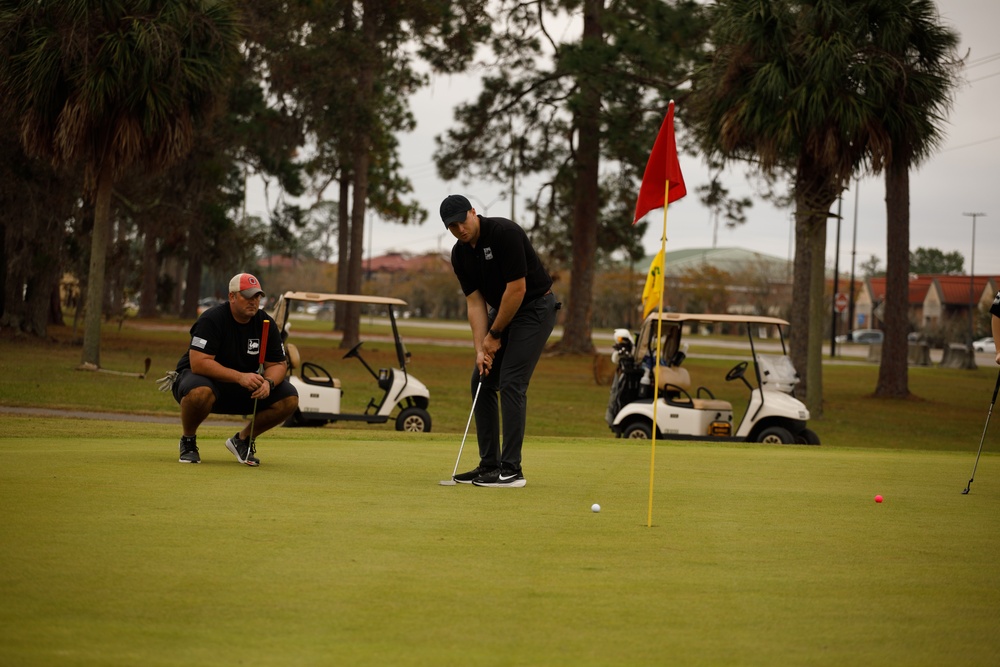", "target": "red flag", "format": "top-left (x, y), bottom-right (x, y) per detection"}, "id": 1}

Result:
top-left (632, 101), bottom-right (686, 225)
